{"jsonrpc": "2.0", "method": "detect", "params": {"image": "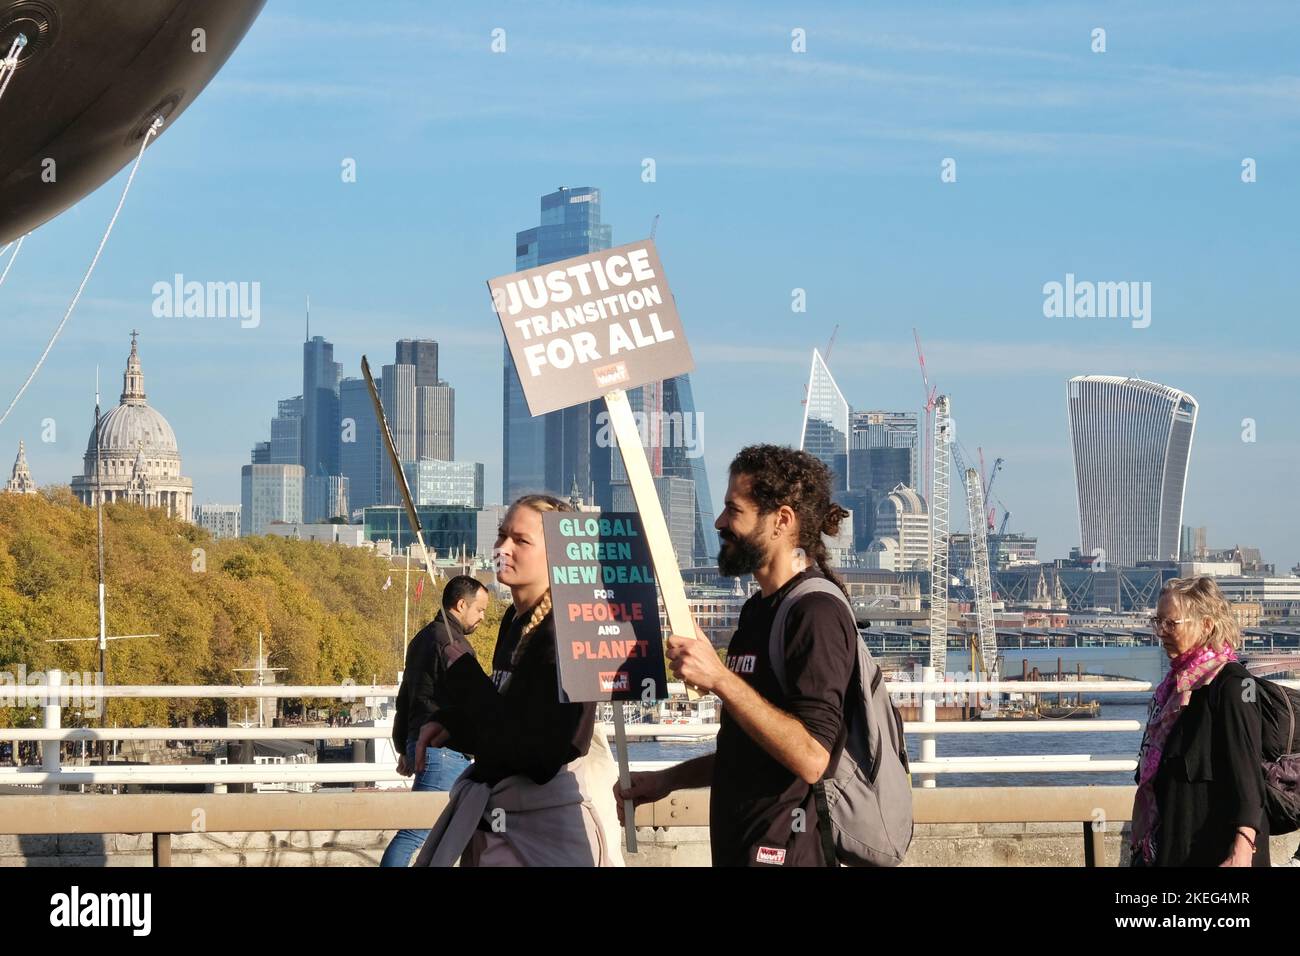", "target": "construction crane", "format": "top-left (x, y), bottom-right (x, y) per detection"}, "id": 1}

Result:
top-left (927, 394), bottom-right (951, 672)
top-left (962, 467), bottom-right (999, 680)
top-left (913, 329), bottom-right (939, 505)
top-left (984, 456), bottom-right (1004, 531)
top-left (998, 510), bottom-right (1011, 536)
top-left (949, 437), bottom-right (1000, 682)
